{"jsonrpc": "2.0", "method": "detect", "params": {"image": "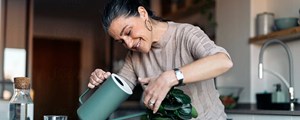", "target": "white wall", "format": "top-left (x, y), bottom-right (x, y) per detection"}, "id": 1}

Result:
top-left (250, 0), bottom-right (300, 103)
top-left (216, 0), bottom-right (251, 103)
top-left (217, 0), bottom-right (300, 103)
